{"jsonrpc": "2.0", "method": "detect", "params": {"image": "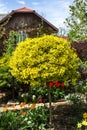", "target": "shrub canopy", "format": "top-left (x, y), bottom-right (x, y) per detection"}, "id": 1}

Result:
top-left (0, 55), bottom-right (12, 88)
top-left (9, 35), bottom-right (80, 86)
